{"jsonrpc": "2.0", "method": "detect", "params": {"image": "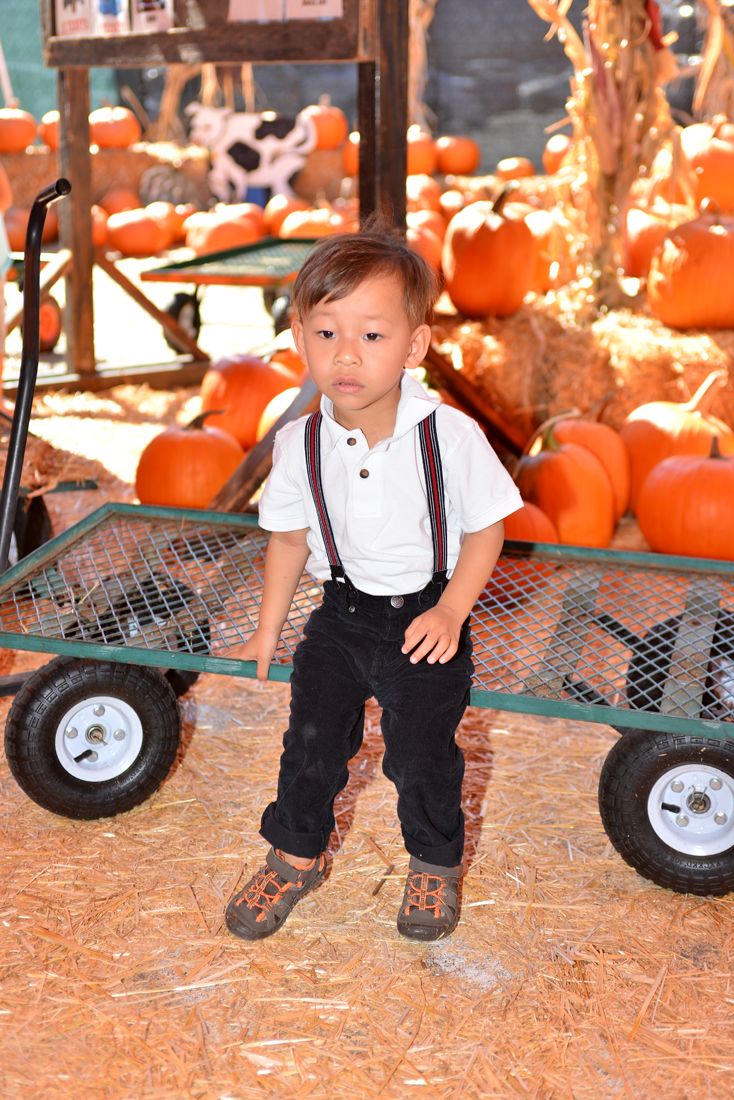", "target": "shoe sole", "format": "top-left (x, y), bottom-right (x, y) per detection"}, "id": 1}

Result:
top-left (225, 870), bottom-right (326, 941)
top-left (396, 915), bottom-right (459, 941)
